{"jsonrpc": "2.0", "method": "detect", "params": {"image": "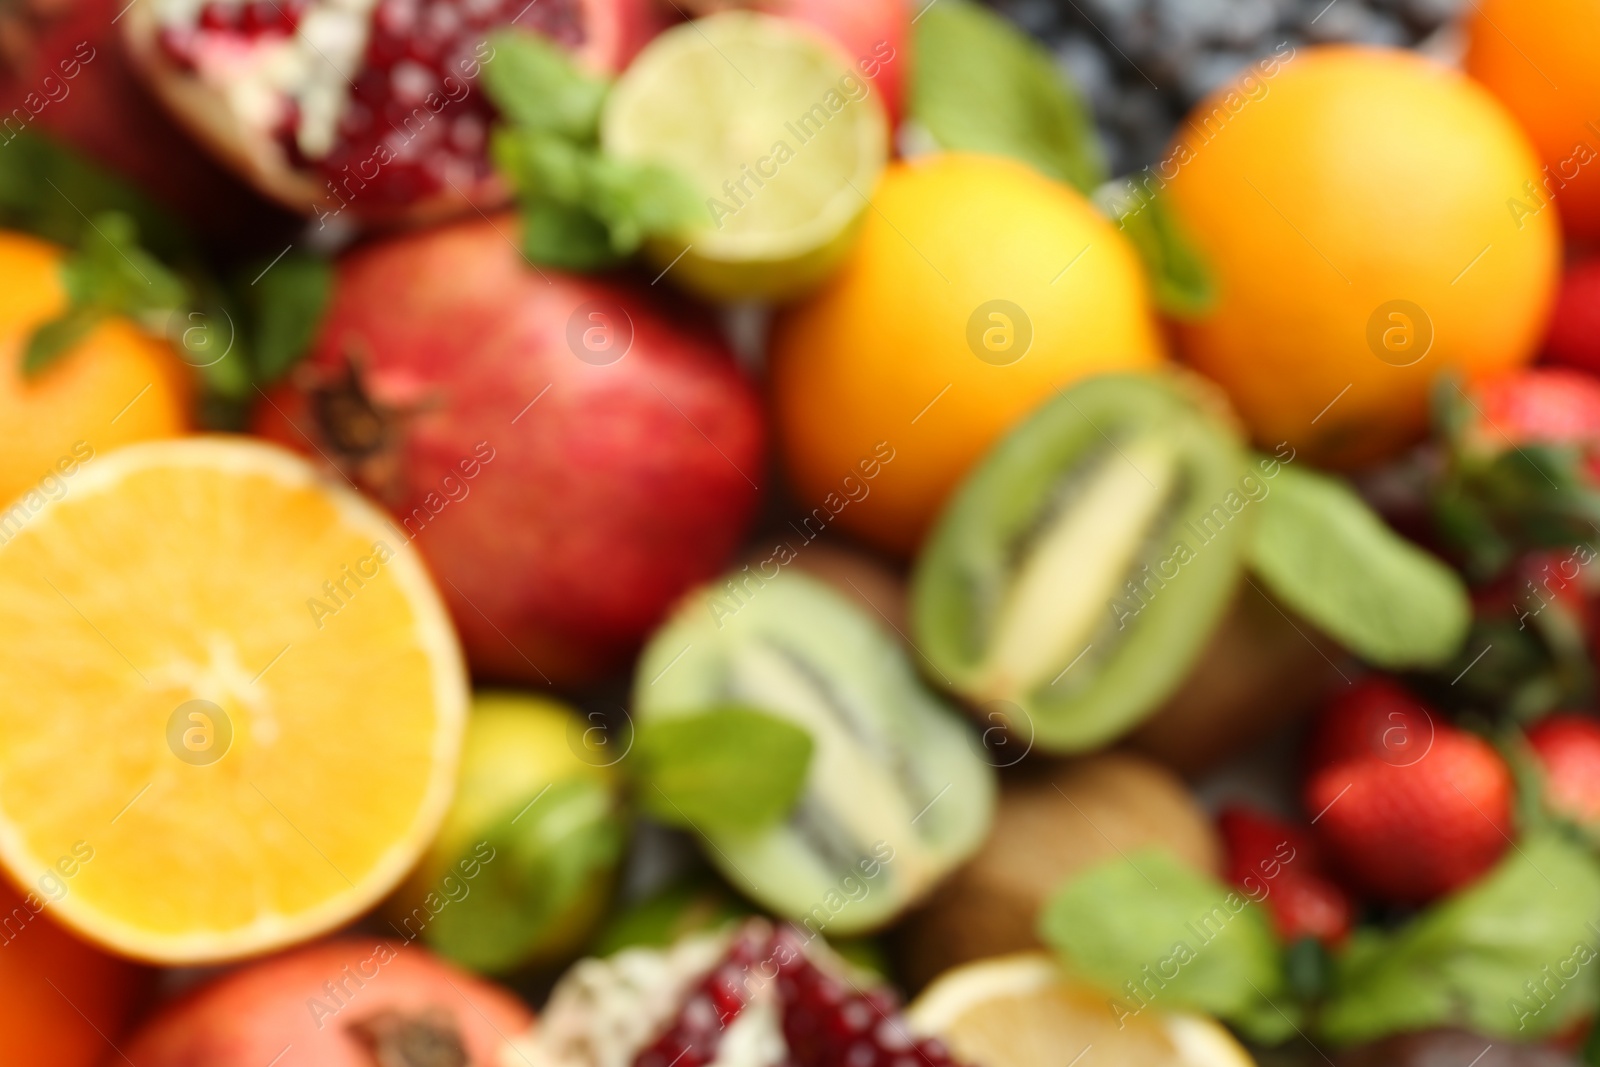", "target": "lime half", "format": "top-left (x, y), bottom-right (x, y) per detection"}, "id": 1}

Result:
top-left (601, 12), bottom-right (889, 302)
